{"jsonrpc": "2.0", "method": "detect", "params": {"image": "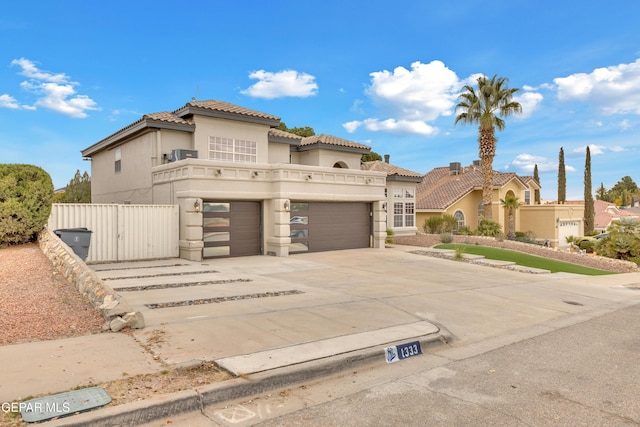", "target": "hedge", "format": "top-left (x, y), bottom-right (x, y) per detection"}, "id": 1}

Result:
top-left (0, 164), bottom-right (53, 246)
